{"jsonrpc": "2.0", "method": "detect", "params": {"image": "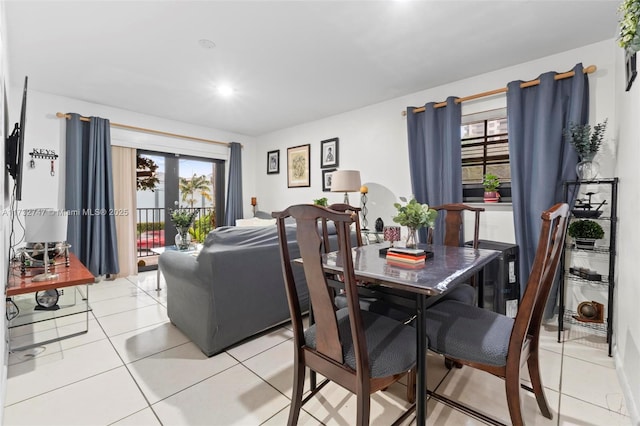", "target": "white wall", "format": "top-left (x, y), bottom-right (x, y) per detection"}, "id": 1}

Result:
top-left (7, 89), bottom-right (258, 221)
top-left (614, 44), bottom-right (640, 425)
top-left (256, 40), bottom-right (617, 243)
